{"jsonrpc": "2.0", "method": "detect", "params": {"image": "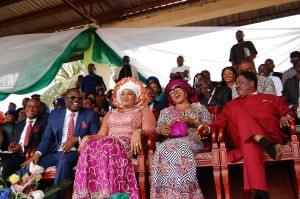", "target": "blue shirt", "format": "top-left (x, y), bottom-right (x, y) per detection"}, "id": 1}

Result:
top-left (81, 74), bottom-right (106, 95)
